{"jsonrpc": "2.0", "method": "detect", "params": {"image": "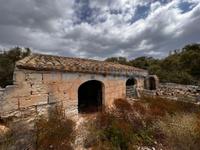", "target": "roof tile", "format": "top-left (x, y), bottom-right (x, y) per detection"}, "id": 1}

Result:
top-left (16, 54), bottom-right (148, 76)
